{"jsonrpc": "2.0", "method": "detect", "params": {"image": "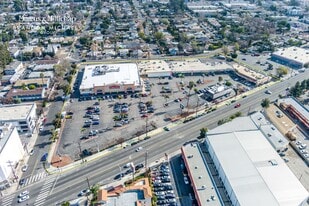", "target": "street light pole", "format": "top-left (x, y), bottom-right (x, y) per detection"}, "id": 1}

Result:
top-left (145, 150), bottom-right (148, 175)
top-left (85, 177), bottom-right (91, 202)
top-left (145, 117), bottom-right (148, 138)
top-left (7, 160), bottom-right (18, 181)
